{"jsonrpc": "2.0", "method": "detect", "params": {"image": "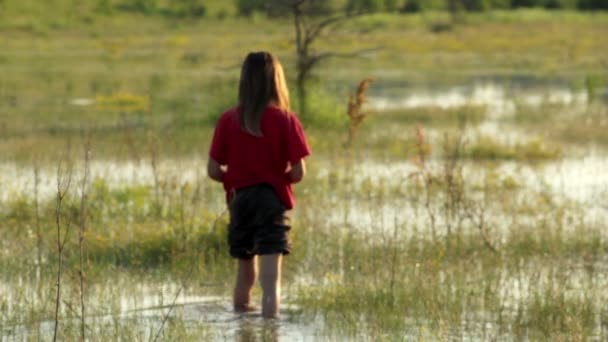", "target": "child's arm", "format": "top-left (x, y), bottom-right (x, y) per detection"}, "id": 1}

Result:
top-left (287, 160), bottom-right (306, 183)
top-left (207, 158), bottom-right (224, 183)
